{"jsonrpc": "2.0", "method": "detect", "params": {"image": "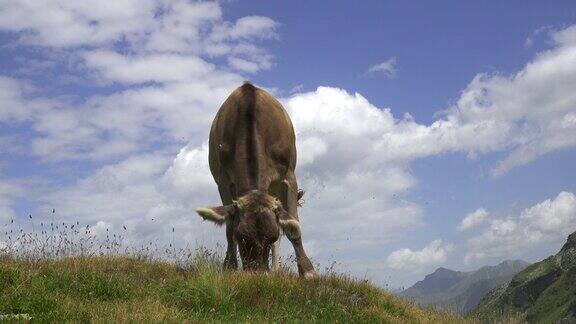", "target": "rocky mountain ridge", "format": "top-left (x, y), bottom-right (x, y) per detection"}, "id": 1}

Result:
top-left (400, 259), bottom-right (529, 314)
